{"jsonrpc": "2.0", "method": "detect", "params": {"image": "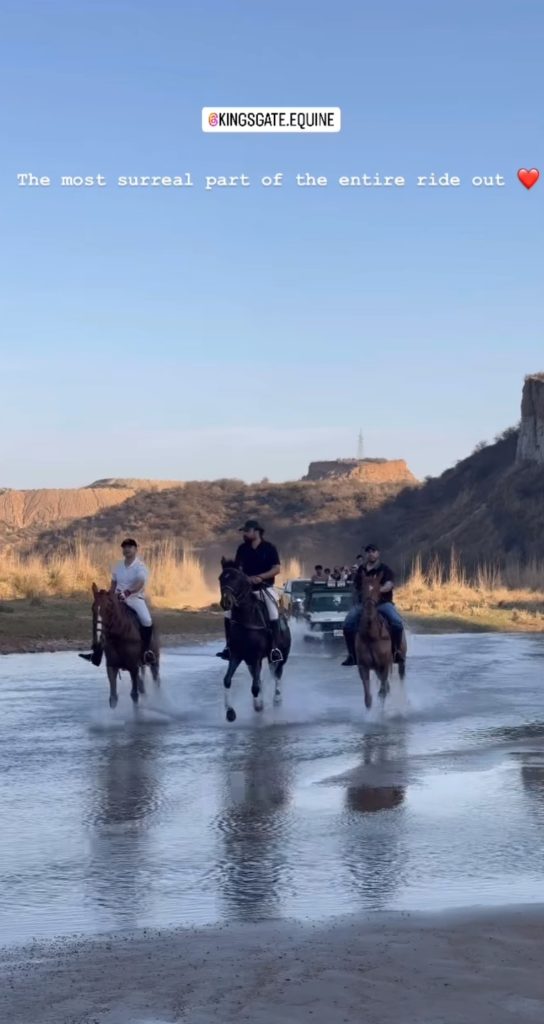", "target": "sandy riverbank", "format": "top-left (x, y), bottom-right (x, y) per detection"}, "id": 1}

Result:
top-left (1, 907), bottom-right (542, 1023)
